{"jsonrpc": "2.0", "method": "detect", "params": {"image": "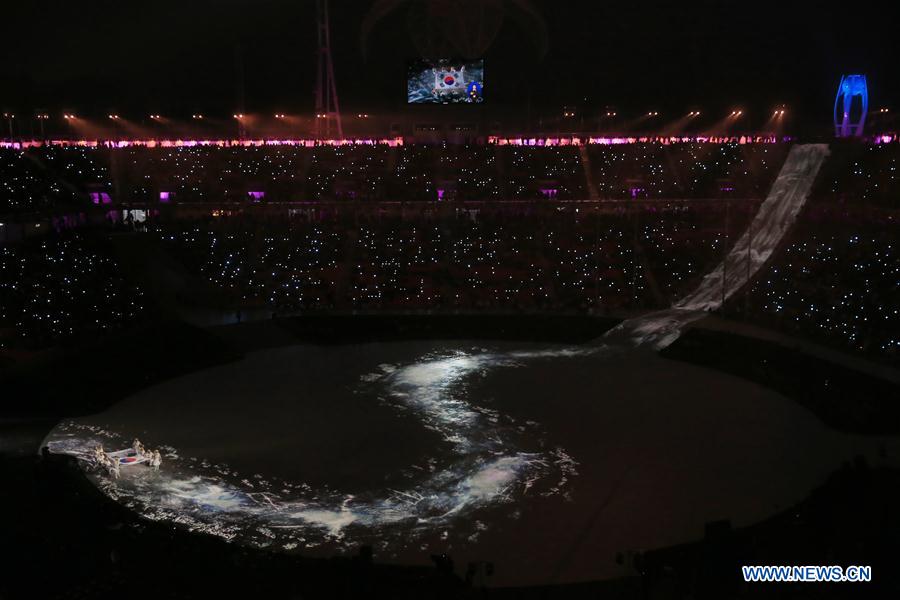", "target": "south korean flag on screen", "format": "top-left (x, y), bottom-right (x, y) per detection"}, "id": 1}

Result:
top-left (434, 65), bottom-right (467, 92)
